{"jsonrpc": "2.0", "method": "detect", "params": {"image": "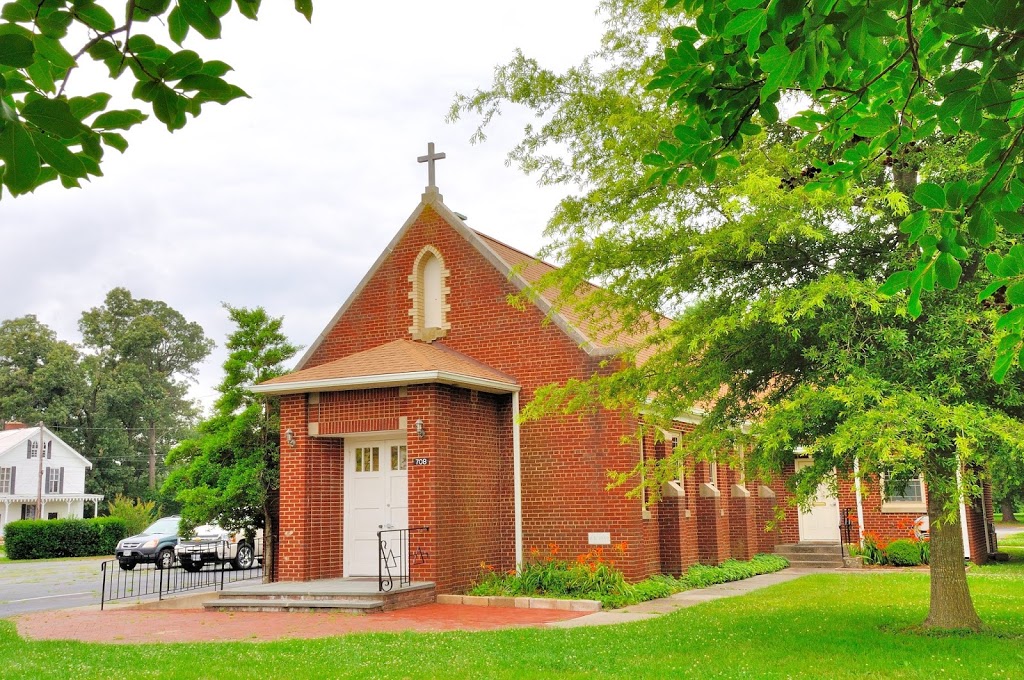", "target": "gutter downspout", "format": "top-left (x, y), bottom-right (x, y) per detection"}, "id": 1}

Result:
top-left (853, 457), bottom-right (865, 546)
top-left (512, 391), bottom-right (523, 569)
